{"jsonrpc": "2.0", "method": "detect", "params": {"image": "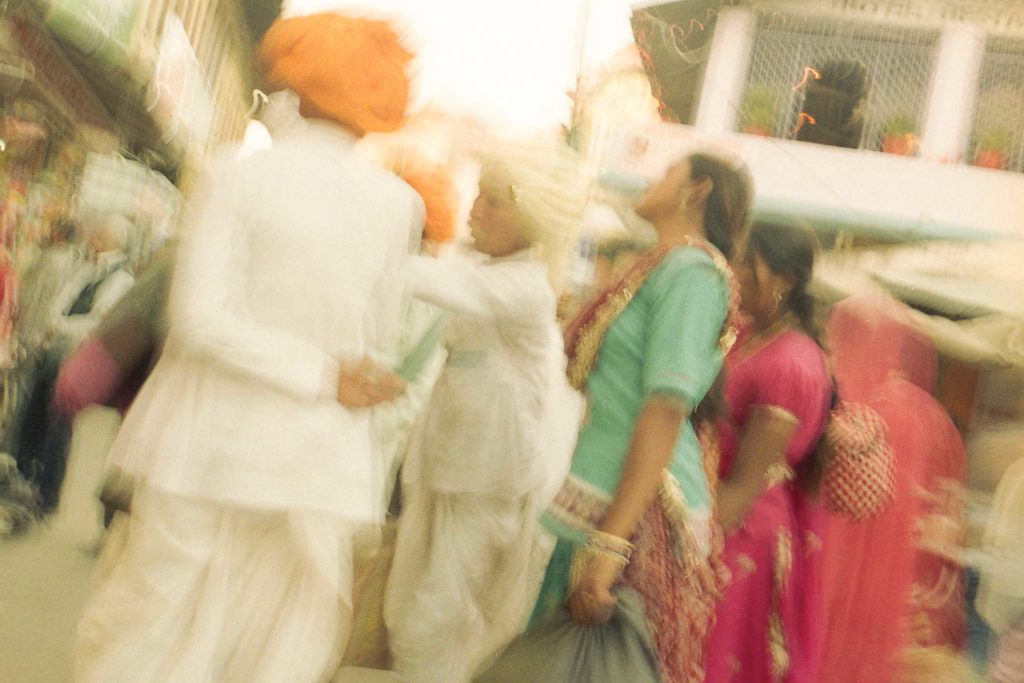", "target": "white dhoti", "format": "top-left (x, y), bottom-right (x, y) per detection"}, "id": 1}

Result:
top-left (75, 485), bottom-right (355, 683)
top-left (384, 490), bottom-right (552, 683)
top-left (381, 251), bottom-right (583, 683)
